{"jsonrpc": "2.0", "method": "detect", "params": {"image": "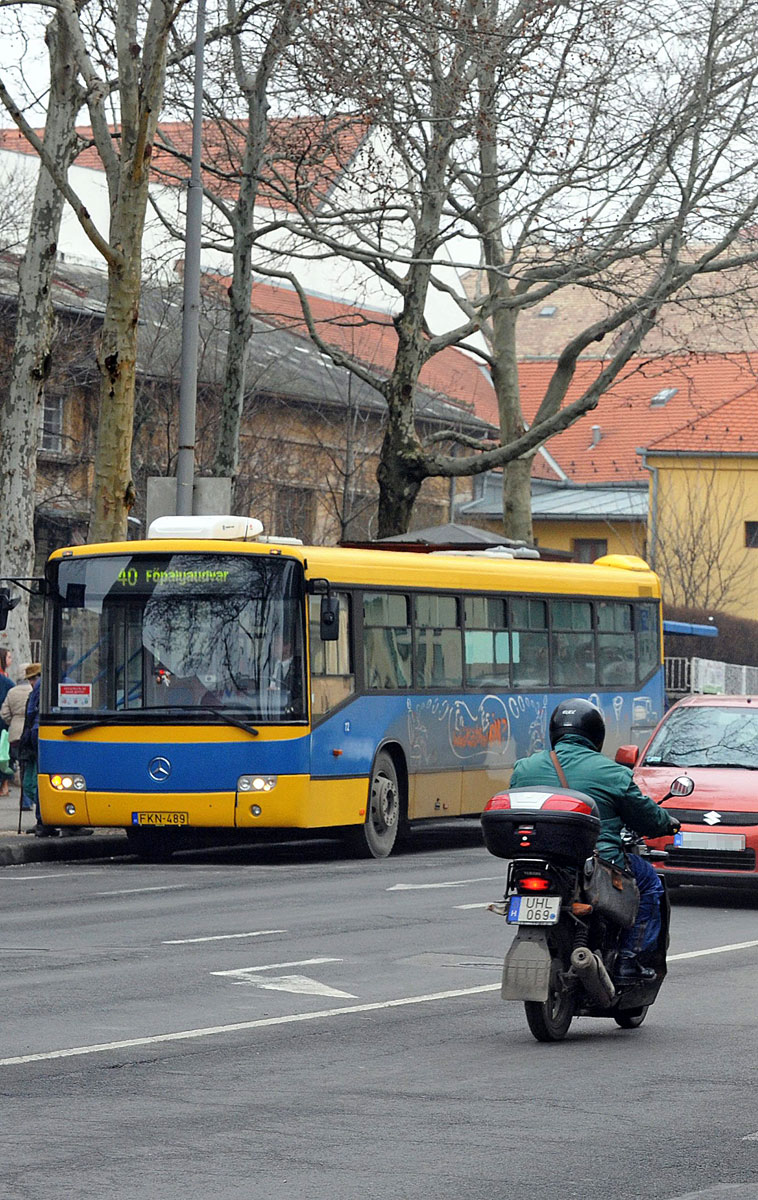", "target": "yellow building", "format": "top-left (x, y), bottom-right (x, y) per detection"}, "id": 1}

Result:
top-left (641, 391), bottom-right (758, 618)
top-left (459, 355), bottom-right (758, 618)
